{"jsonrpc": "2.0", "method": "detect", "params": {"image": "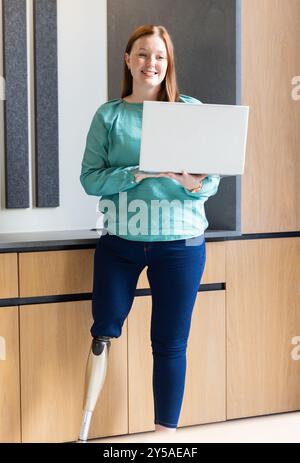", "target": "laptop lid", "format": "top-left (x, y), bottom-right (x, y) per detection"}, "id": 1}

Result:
top-left (139, 101), bottom-right (249, 176)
